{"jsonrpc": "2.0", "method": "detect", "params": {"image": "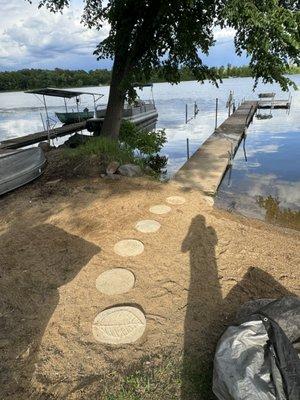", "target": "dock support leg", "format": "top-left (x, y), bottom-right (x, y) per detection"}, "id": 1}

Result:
top-left (186, 138), bottom-right (190, 160)
top-left (215, 98), bottom-right (218, 130)
top-left (185, 104), bottom-right (188, 124)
